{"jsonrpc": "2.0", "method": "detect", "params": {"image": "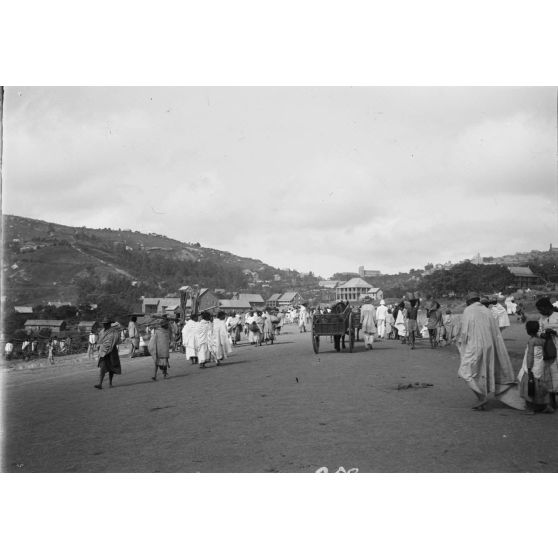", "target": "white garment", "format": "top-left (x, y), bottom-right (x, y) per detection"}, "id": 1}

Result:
top-left (375, 304), bottom-right (388, 320)
top-left (182, 319), bottom-right (199, 359)
top-left (212, 318), bottom-right (232, 360)
top-left (492, 303), bottom-right (510, 329)
top-left (395, 309), bottom-right (407, 336)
